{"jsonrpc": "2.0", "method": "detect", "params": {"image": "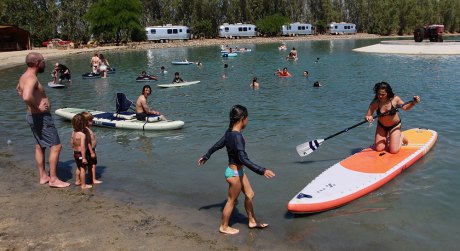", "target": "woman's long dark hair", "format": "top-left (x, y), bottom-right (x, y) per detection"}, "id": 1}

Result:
top-left (373, 81), bottom-right (395, 100)
top-left (228, 105), bottom-right (248, 130)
